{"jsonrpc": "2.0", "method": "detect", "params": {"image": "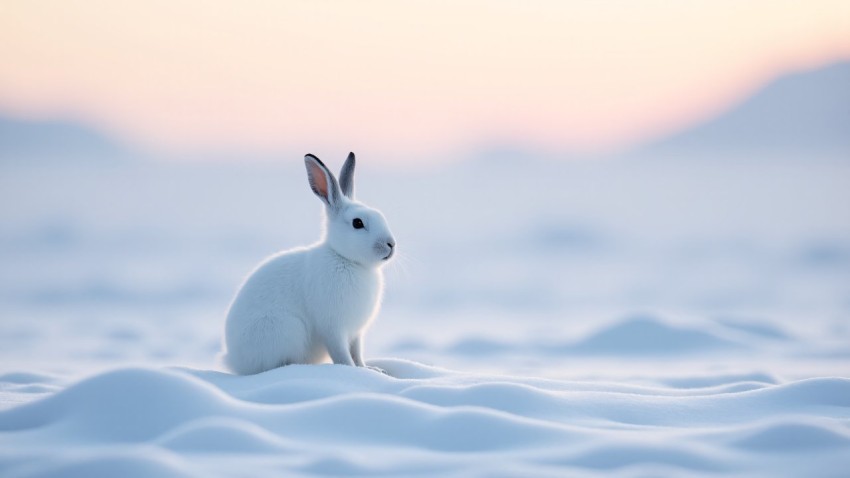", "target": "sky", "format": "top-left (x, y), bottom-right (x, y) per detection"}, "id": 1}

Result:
top-left (1, 1), bottom-right (849, 163)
